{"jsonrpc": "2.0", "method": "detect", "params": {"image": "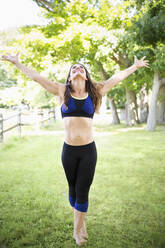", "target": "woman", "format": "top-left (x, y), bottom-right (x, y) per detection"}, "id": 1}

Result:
top-left (1, 53), bottom-right (149, 246)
